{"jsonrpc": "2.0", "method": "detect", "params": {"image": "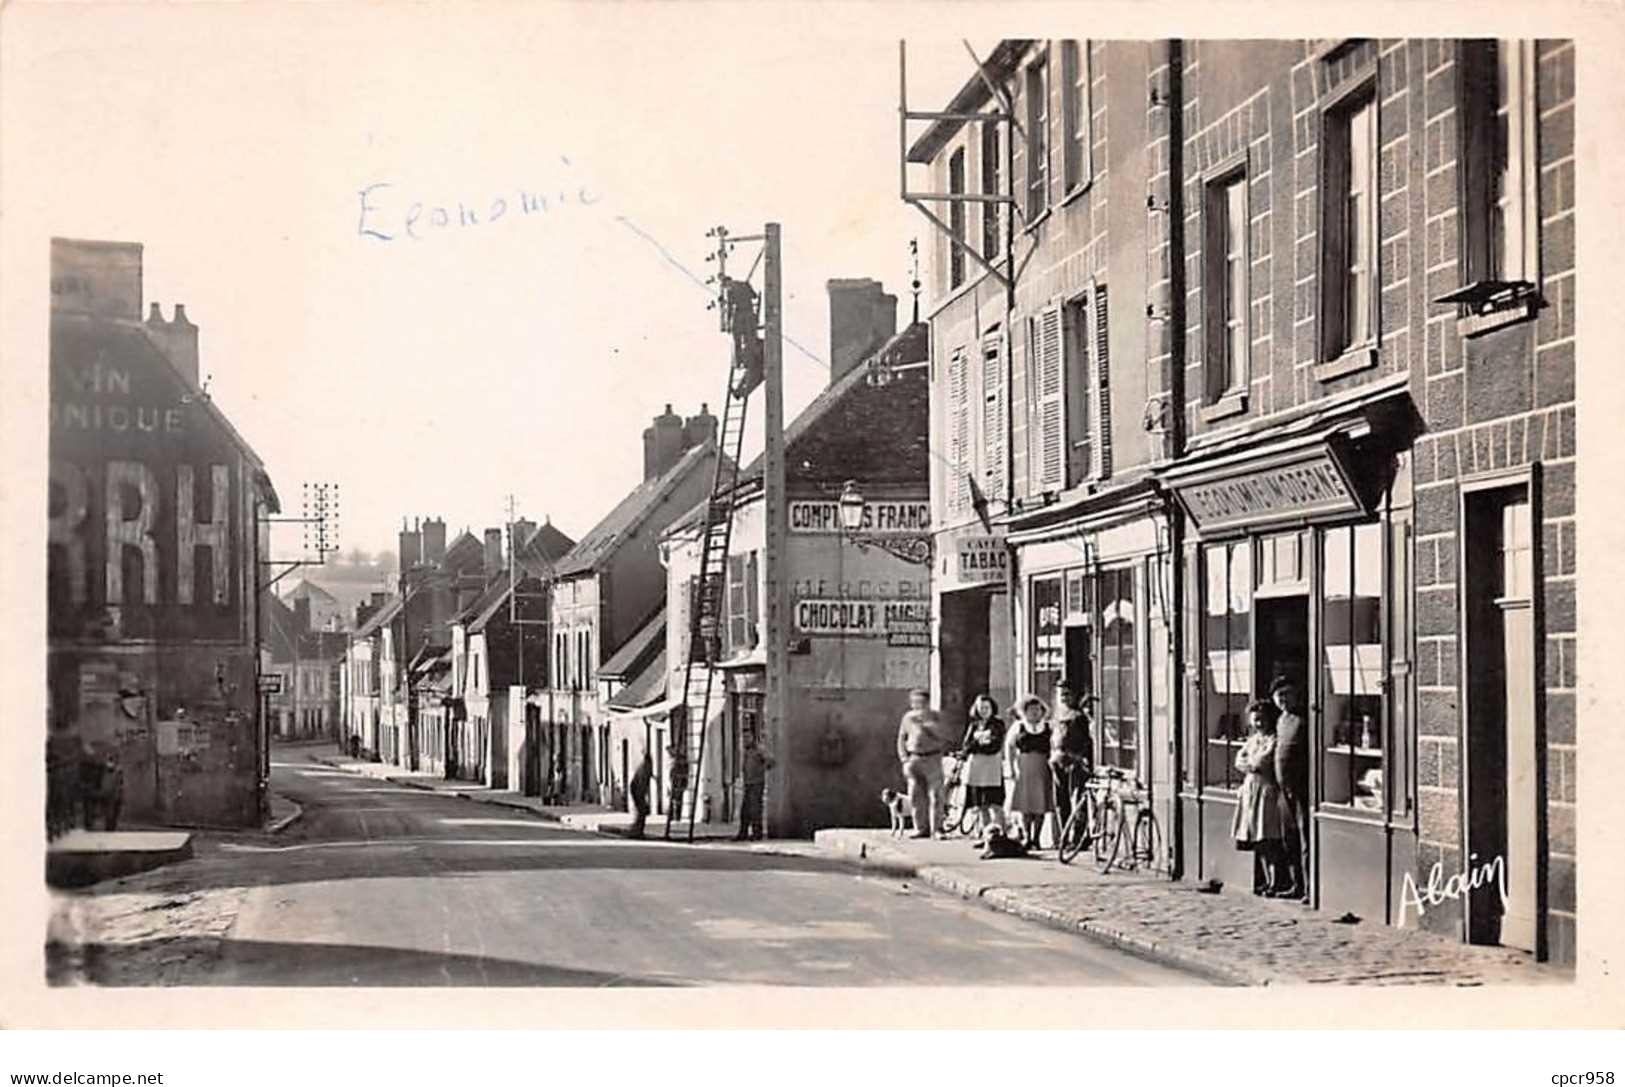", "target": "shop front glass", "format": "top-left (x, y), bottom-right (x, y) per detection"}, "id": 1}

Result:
top-left (1029, 562), bottom-right (1143, 773)
top-left (1192, 517), bottom-right (1412, 823)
